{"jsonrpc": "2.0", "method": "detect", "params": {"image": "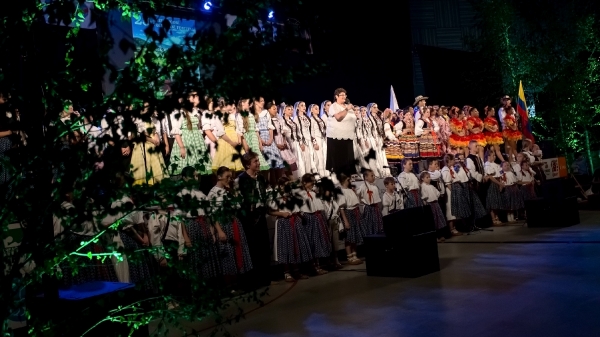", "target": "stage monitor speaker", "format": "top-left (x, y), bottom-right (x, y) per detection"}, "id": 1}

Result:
top-left (364, 206), bottom-right (440, 278)
top-left (525, 196), bottom-right (579, 227)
